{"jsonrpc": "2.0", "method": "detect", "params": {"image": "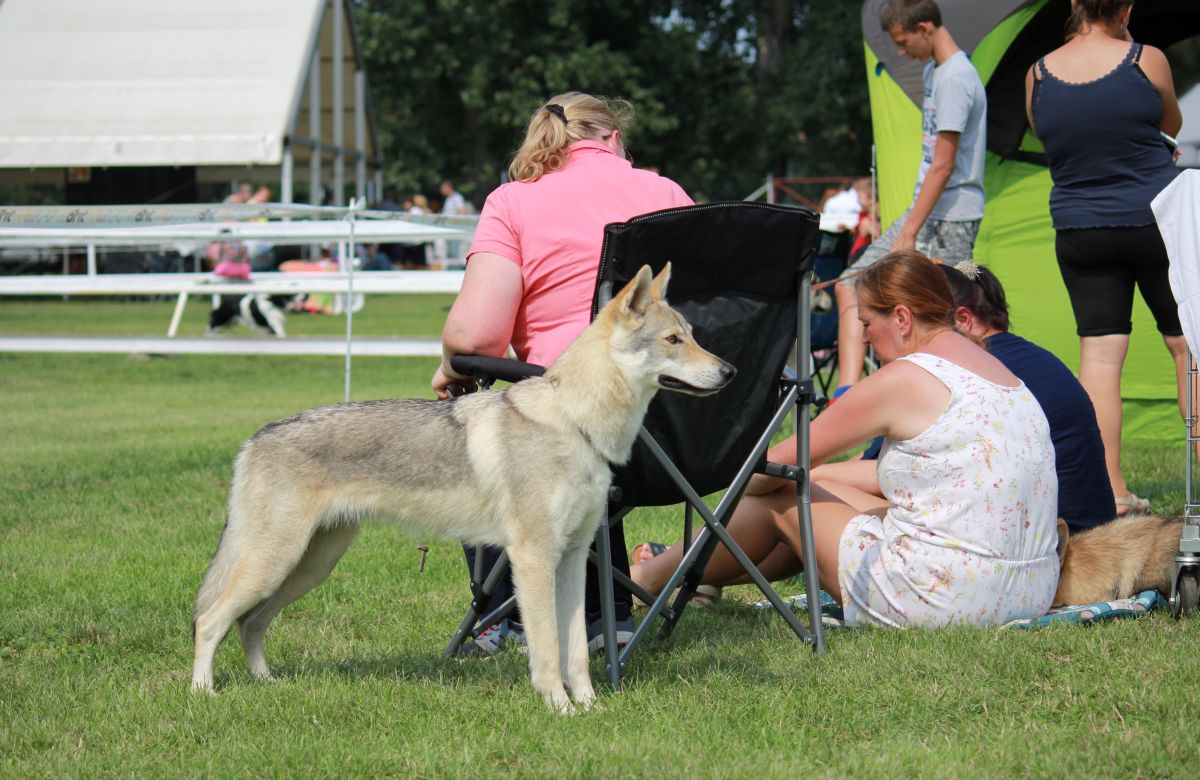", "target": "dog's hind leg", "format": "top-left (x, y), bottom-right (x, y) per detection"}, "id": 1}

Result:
top-left (237, 522), bottom-right (359, 681)
top-left (192, 514), bottom-right (317, 692)
top-left (509, 540), bottom-right (571, 713)
top-left (555, 539), bottom-right (594, 710)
